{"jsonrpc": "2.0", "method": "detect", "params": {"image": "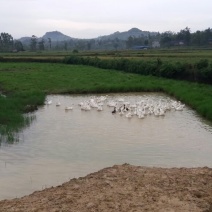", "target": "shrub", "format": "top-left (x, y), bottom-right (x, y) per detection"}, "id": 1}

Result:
top-left (196, 59), bottom-right (209, 69)
top-left (197, 66), bottom-right (212, 83)
top-left (72, 49), bottom-right (79, 54)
